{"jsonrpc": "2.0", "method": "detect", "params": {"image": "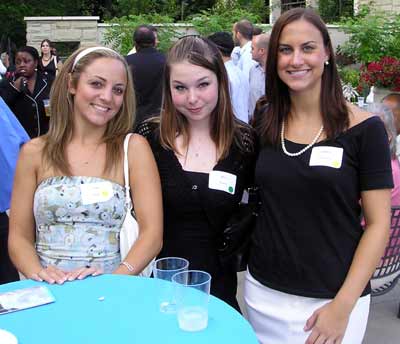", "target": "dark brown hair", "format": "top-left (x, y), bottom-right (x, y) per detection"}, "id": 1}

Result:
top-left (234, 20), bottom-right (254, 41)
top-left (255, 8), bottom-right (349, 146)
top-left (160, 36), bottom-right (243, 160)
